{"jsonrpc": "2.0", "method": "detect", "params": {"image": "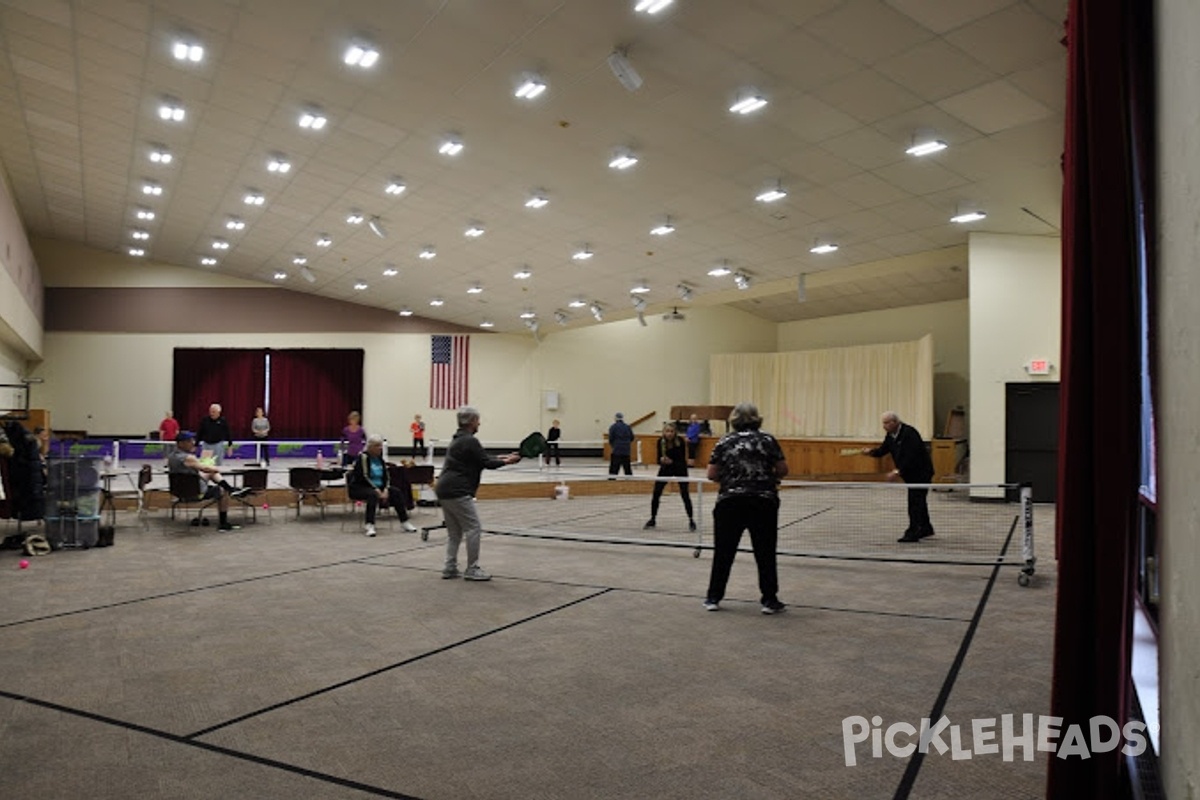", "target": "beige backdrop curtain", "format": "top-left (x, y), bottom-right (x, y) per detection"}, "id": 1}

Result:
top-left (710, 335), bottom-right (934, 438)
